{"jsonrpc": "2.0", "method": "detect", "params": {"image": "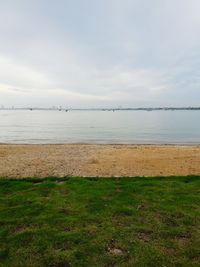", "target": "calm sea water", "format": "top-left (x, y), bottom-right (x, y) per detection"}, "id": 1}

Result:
top-left (0, 110), bottom-right (200, 144)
